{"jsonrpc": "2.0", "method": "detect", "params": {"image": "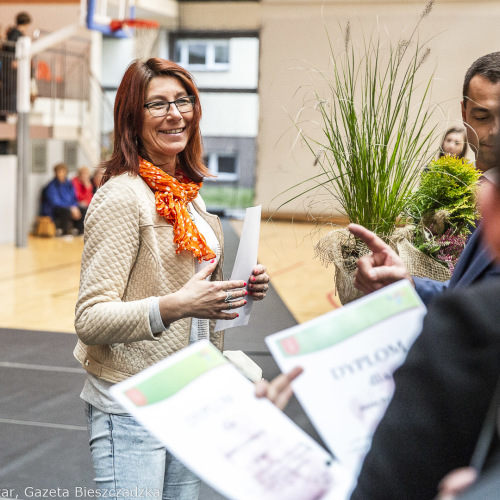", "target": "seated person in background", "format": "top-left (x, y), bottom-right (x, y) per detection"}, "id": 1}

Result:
top-left (72, 166), bottom-right (94, 228)
top-left (437, 126), bottom-right (468, 159)
top-left (42, 162), bottom-right (82, 236)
